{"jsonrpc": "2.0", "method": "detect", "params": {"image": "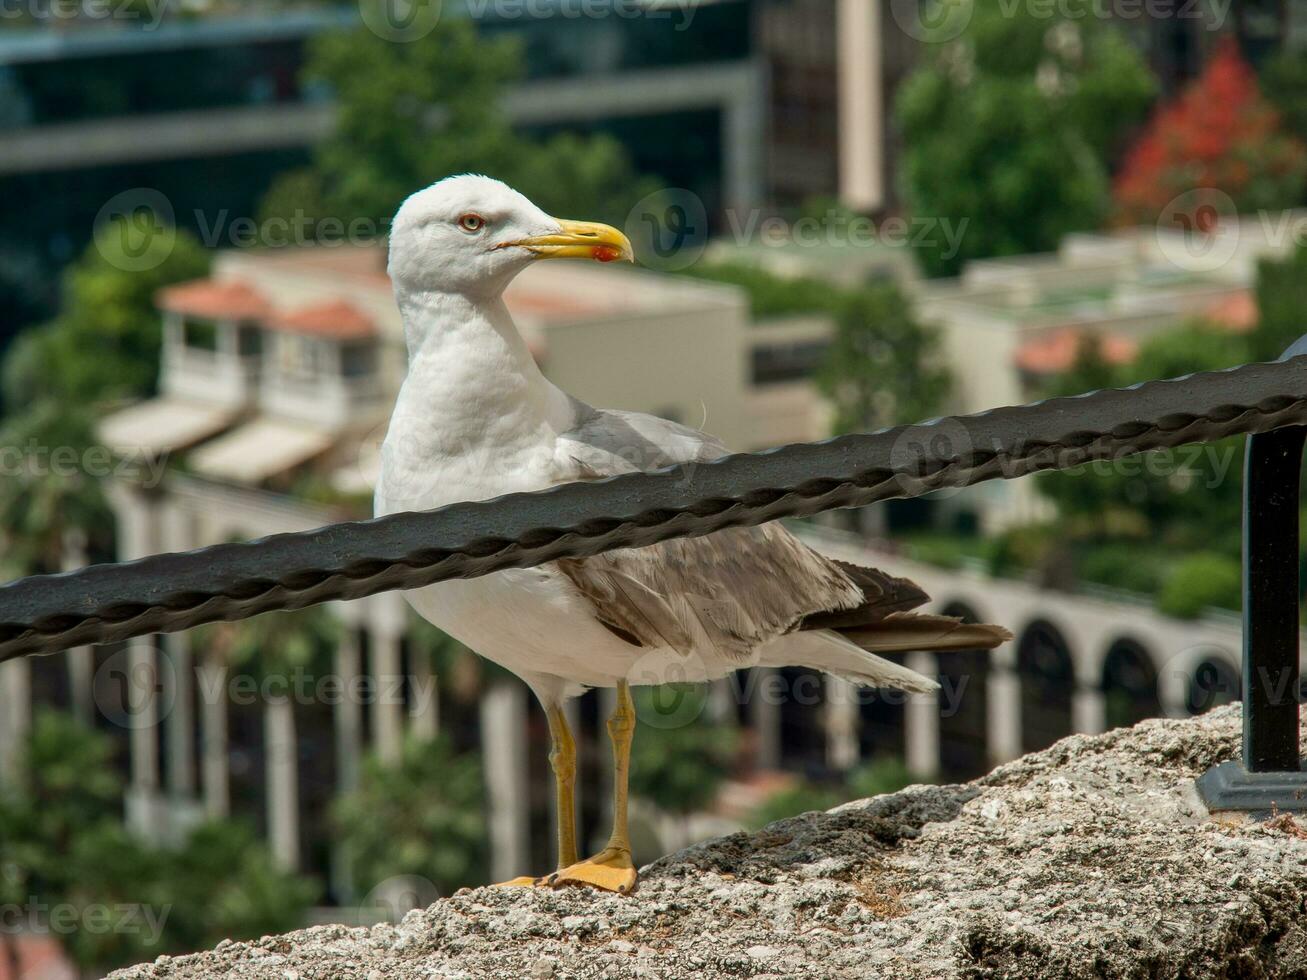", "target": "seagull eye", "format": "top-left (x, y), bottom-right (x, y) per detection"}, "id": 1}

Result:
top-left (458, 213), bottom-right (486, 233)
